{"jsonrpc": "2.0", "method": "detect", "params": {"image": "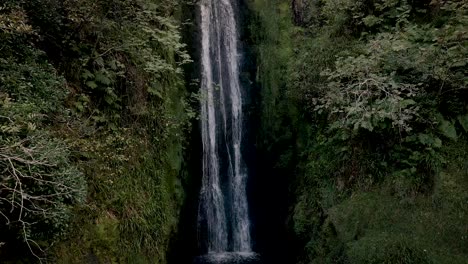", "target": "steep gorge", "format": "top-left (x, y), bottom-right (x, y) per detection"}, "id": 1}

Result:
top-left (1, 0), bottom-right (467, 264)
